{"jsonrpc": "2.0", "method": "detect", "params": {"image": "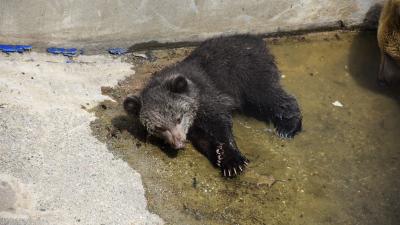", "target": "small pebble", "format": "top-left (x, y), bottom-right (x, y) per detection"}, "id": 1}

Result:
top-left (332, 101), bottom-right (344, 107)
top-left (192, 177), bottom-right (197, 188)
top-left (132, 53), bottom-right (148, 59)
